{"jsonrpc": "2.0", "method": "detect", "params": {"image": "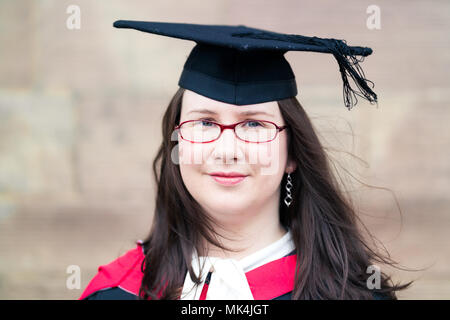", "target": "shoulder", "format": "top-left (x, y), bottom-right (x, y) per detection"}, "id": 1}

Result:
top-left (78, 241), bottom-right (146, 300)
top-left (83, 287), bottom-right (139, 300)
